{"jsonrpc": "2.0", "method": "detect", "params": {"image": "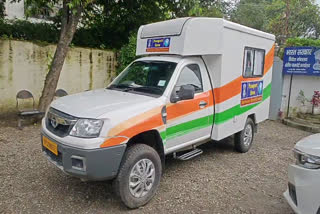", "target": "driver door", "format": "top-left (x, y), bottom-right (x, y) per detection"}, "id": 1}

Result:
top-left (165, 62), bottom-right (211, 152)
